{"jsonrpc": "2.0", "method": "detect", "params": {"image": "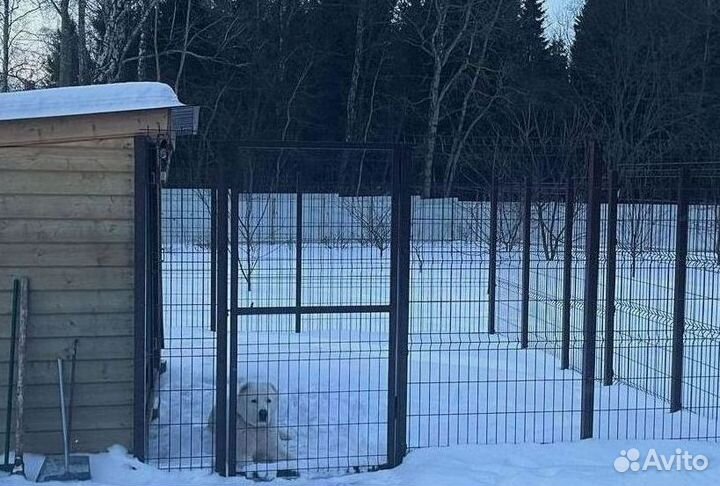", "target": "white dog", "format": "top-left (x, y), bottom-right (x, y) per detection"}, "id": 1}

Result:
top-left (208, 382), bottom-right (293, 465)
